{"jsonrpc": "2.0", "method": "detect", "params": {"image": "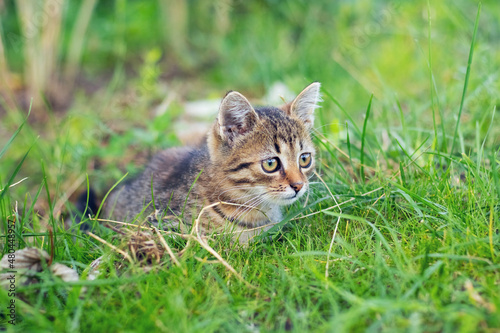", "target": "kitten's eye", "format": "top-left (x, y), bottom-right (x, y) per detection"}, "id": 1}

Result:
top-left (299, 153), bottom-right (312, 168)
top-left (262, 158), bottom-right (280, 173)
